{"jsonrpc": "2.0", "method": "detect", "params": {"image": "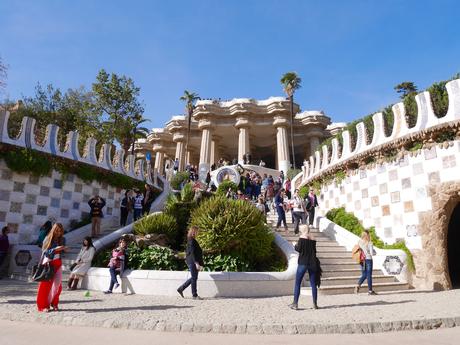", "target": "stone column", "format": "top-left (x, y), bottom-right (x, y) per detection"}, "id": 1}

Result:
top-left (273, 115), bottom-right (290, 173)
top-left (172, 131), bottom-right (186, 171)
top-left (153, 151), bottom-right (164, 175)
top-left (210, 135), bottom-right (221, 167)
top-left (310, 136), bottom-right (320, 156)
top-left (198, 118), bottom-right (213, 180)
top-left (235, 116), bottom-right (250, 165)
